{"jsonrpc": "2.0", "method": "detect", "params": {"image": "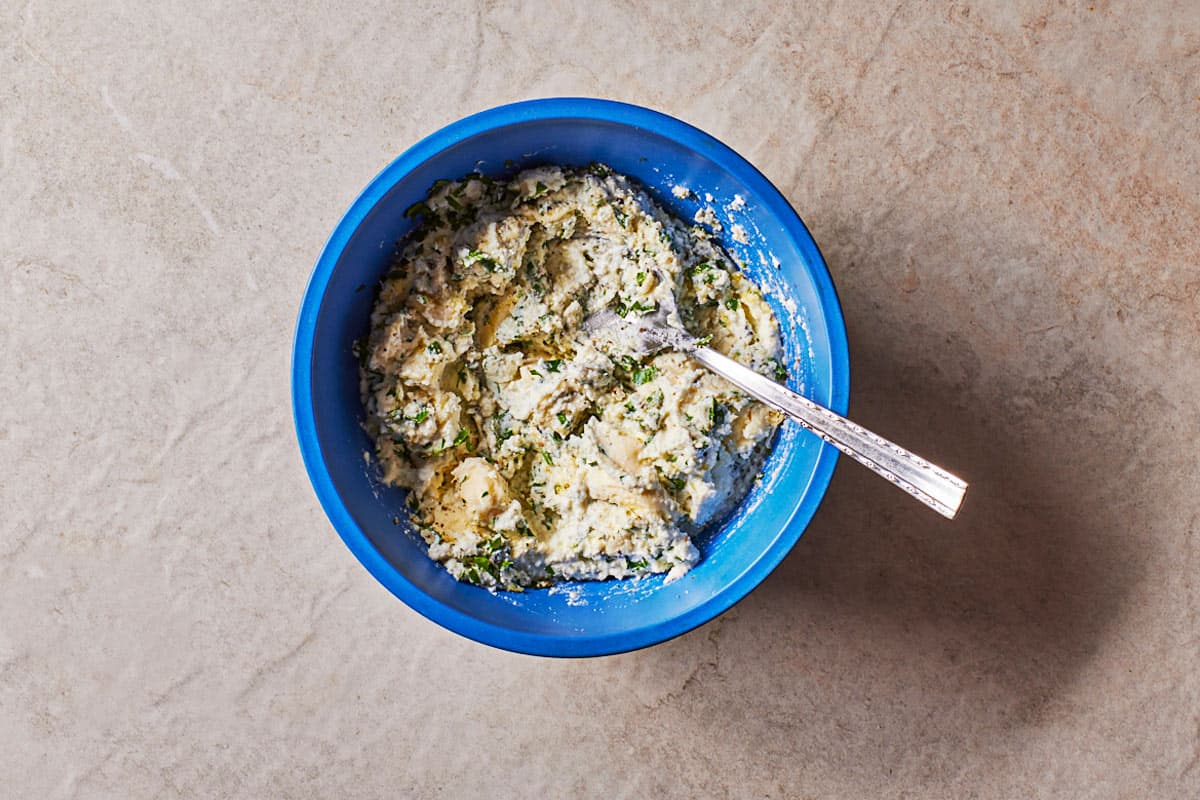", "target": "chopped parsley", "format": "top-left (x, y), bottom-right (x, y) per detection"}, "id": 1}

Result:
top-left (541, 450), bottom-right (554, 466)
top-left (403, 201), bottom-right (432, 219)
top-left (426, 341), bottom-right (442, 354)
top-left (556, 412), bottom-right (569, 426)
top-left (463, 249), bottom-right (501, 271)
top-left (709, 398), bottom-right (726, 427)
top-left (635, 271), bottom-right (646, 285)
top-left (628, 300), bottom-right (655, 315)
top-left (495, 421), bottom-right (514, 445)
top-left (725, 297), bottom-right (739, 311)
top-left (632, 366), bottom-right (658, 385)
top-left (545, 359), bottom-right (563, 373)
